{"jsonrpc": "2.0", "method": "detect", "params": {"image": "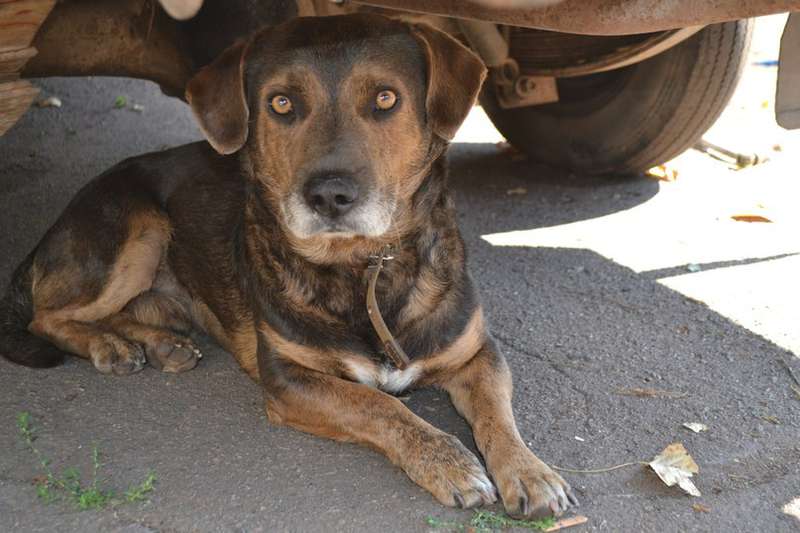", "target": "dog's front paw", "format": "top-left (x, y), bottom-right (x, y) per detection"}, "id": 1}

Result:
top-left (401, 431), bottom-right (496, 508)
top-left (490, 445), bottom-right (578, 519)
